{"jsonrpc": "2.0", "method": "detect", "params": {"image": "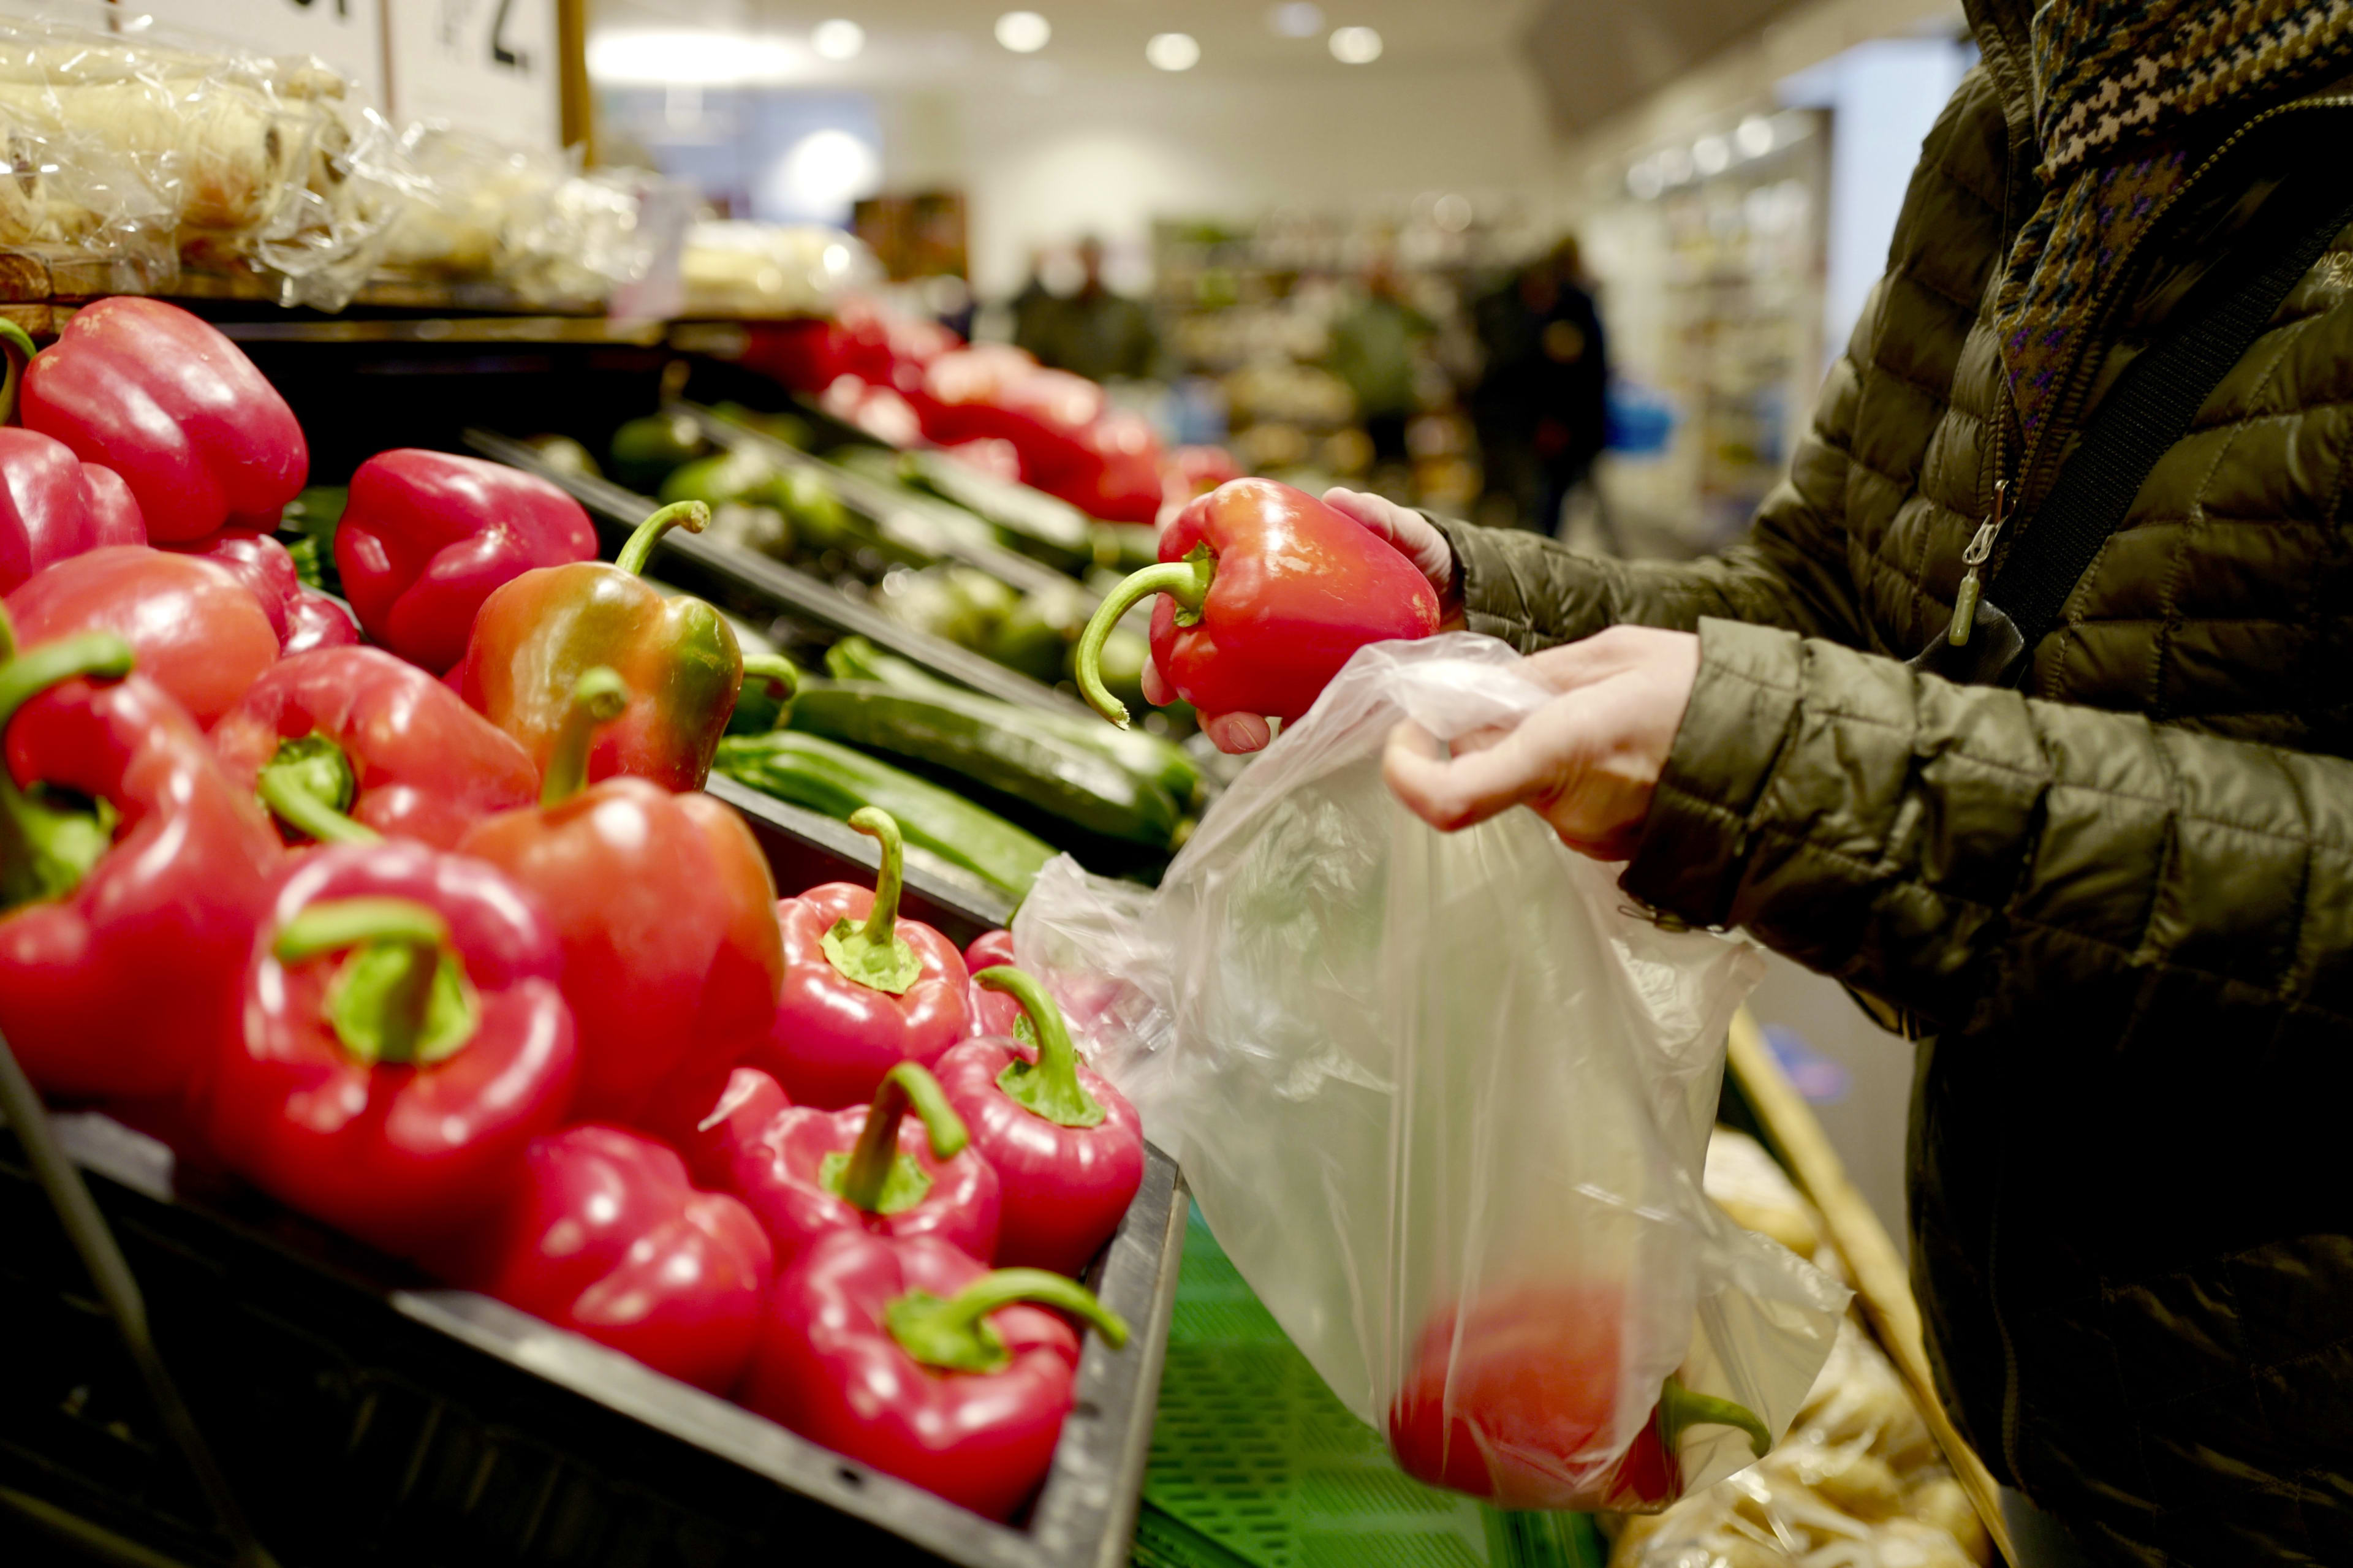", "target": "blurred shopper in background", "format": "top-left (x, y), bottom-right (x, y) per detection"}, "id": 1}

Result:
top-left (1472, 237), bottom-right (1608, 534)
top-left (1164, 2), bottom-right (2353, 1562)
top-left (1014, 235), bottom-right (1159, 382)
top-left (1327, 251), bottom-right (1432, 475)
